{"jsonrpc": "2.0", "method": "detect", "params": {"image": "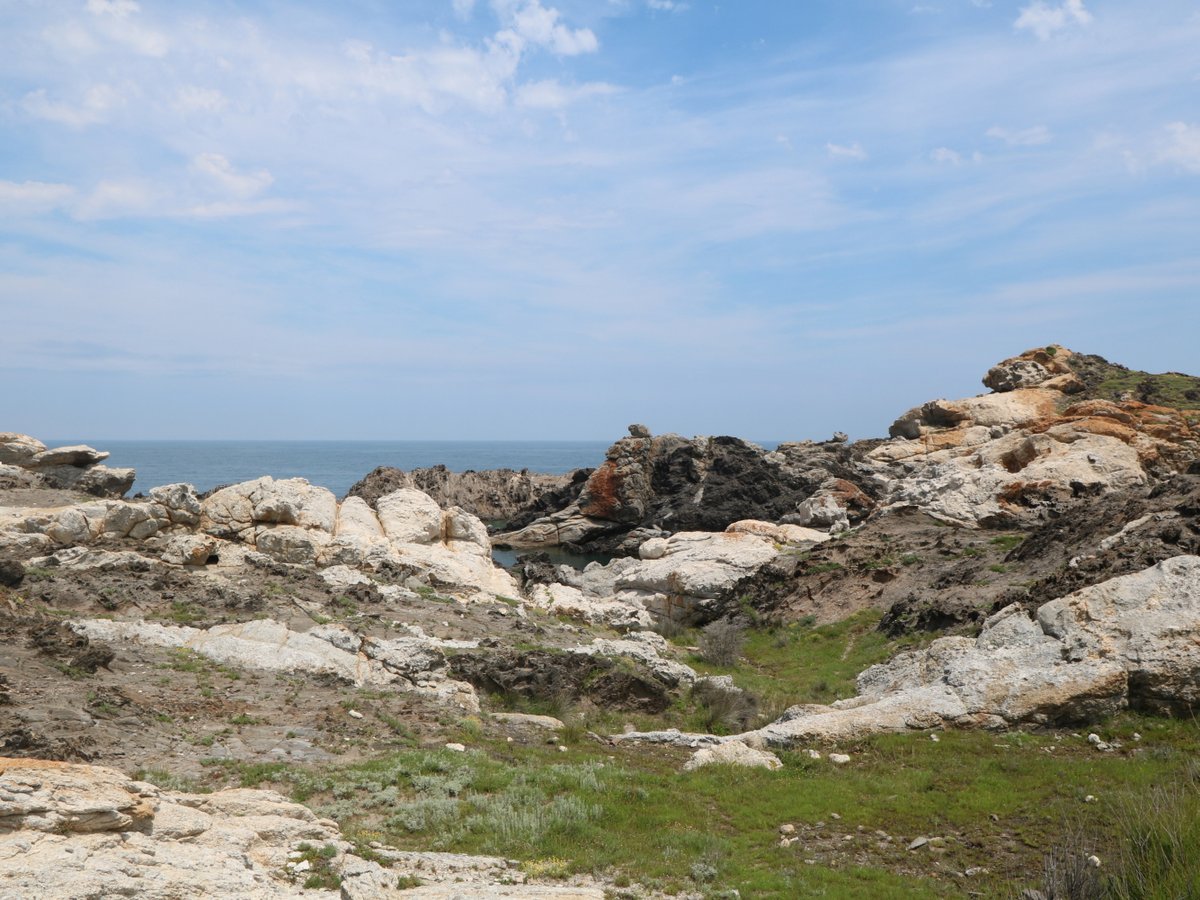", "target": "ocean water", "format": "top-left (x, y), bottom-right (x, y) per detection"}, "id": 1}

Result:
top-left (49, 440), bottom-right (612, 498)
